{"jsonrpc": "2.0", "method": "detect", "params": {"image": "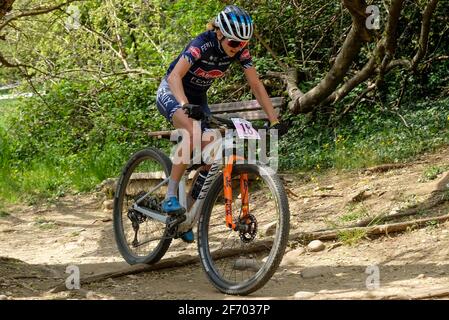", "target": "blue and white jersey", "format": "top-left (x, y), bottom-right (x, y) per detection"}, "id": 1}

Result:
top-left (166, 30), bottom-right (253, 95)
